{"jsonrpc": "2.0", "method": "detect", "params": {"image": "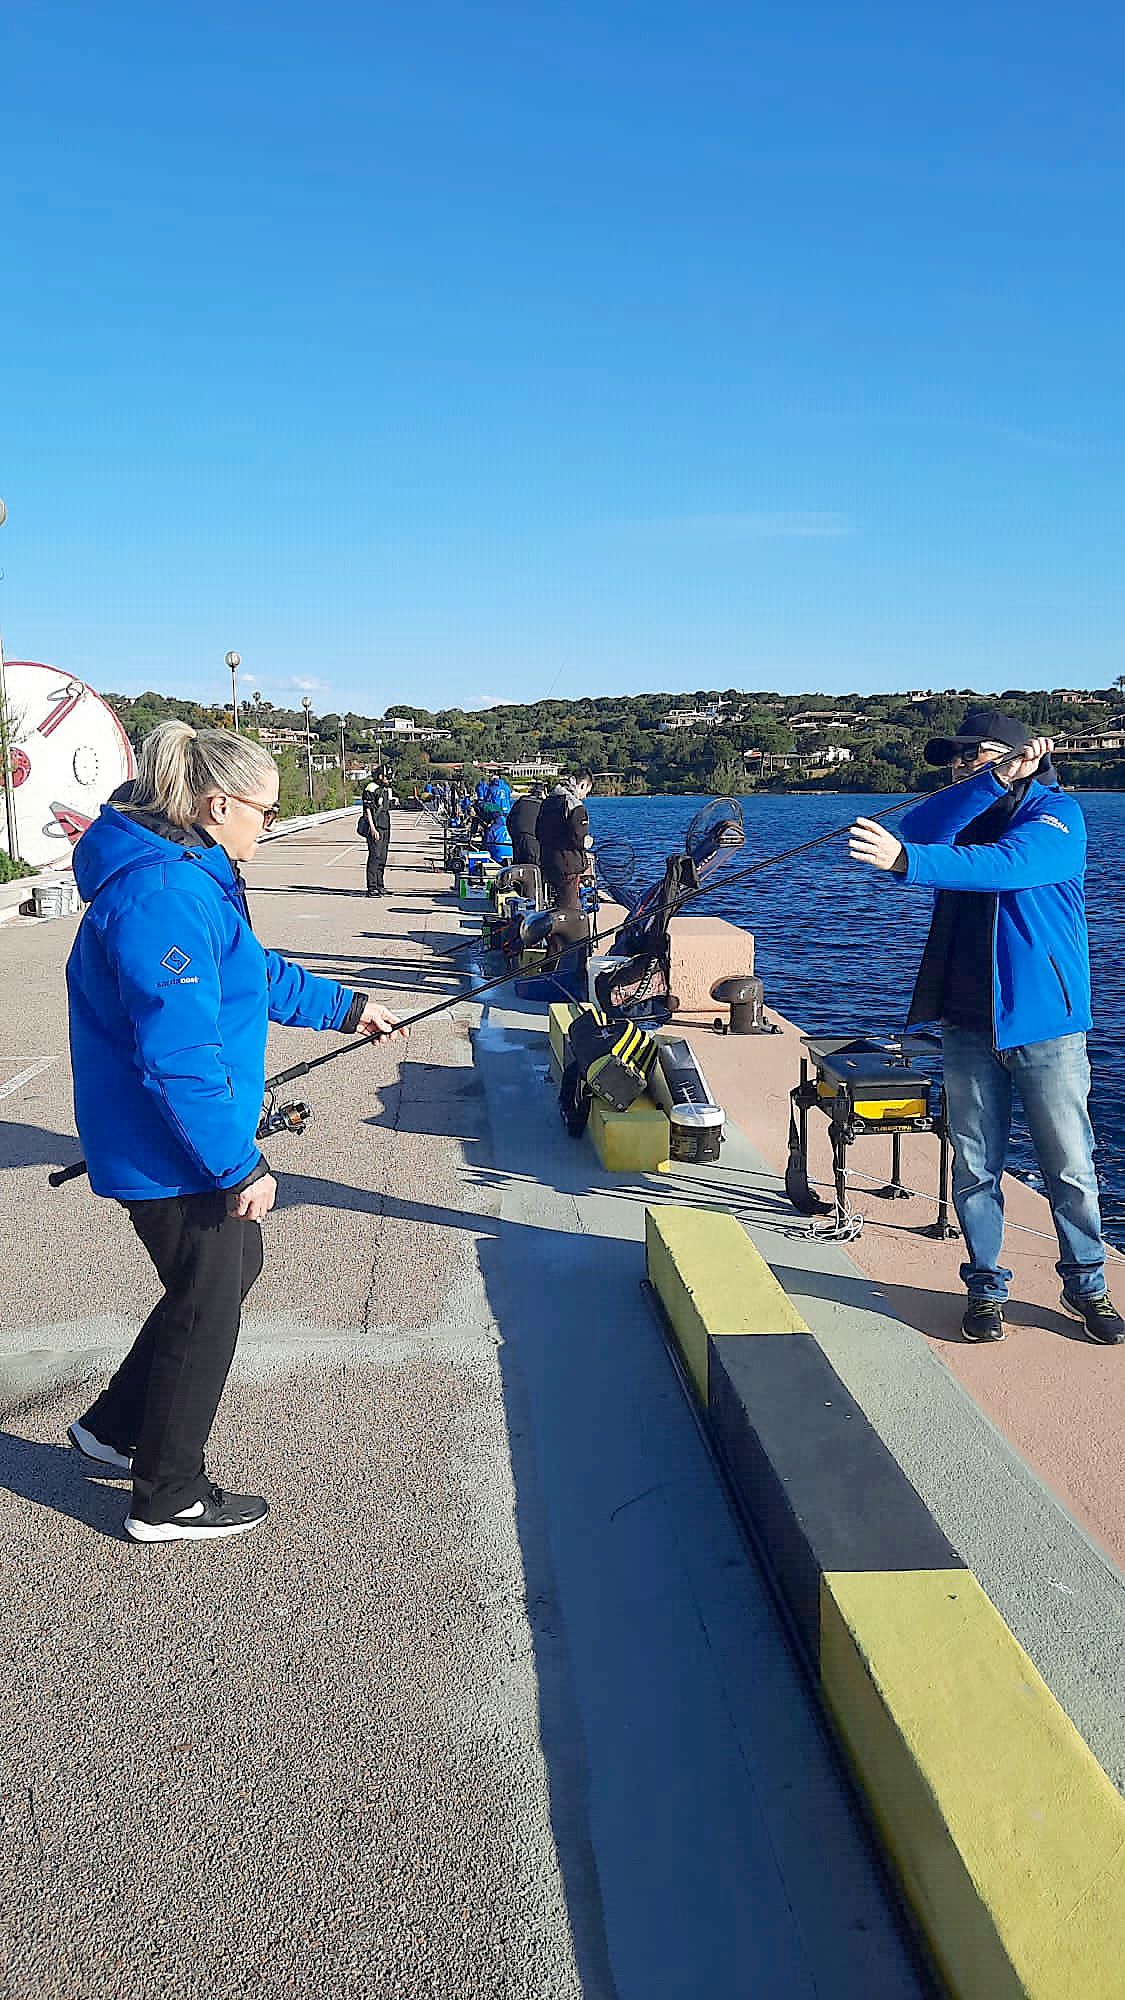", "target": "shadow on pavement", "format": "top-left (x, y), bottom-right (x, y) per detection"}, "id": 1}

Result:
top-left (249, 883), bottom-right (369, 898)
top-left (289, 948), bottom-right (471, 988)
top-left (272, 1174), bottom-right (500, 1225)
top-left (0, 1432), bottom-right (129, 1540)
top-left (466, 1019), bottom-right (927, 1999)
top-left (1, 1120), bottom-right (78, 1173)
